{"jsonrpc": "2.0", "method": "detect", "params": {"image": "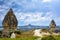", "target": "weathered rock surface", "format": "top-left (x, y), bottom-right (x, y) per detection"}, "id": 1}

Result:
top-left (2, 8), bottom-right (18, 37)
top-left (50, 19), bottom-right (56, 32)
